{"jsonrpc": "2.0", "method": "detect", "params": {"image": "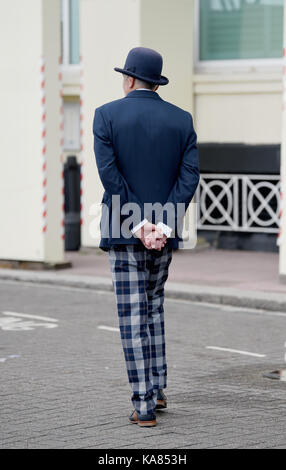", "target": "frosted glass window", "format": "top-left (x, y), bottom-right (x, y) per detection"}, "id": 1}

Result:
top-left (69, 0), bottom-right (80, 64)
top-left (60, 0), bottom-right (80, 65)
top-left (200, 0), bottom-right (284, 61)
